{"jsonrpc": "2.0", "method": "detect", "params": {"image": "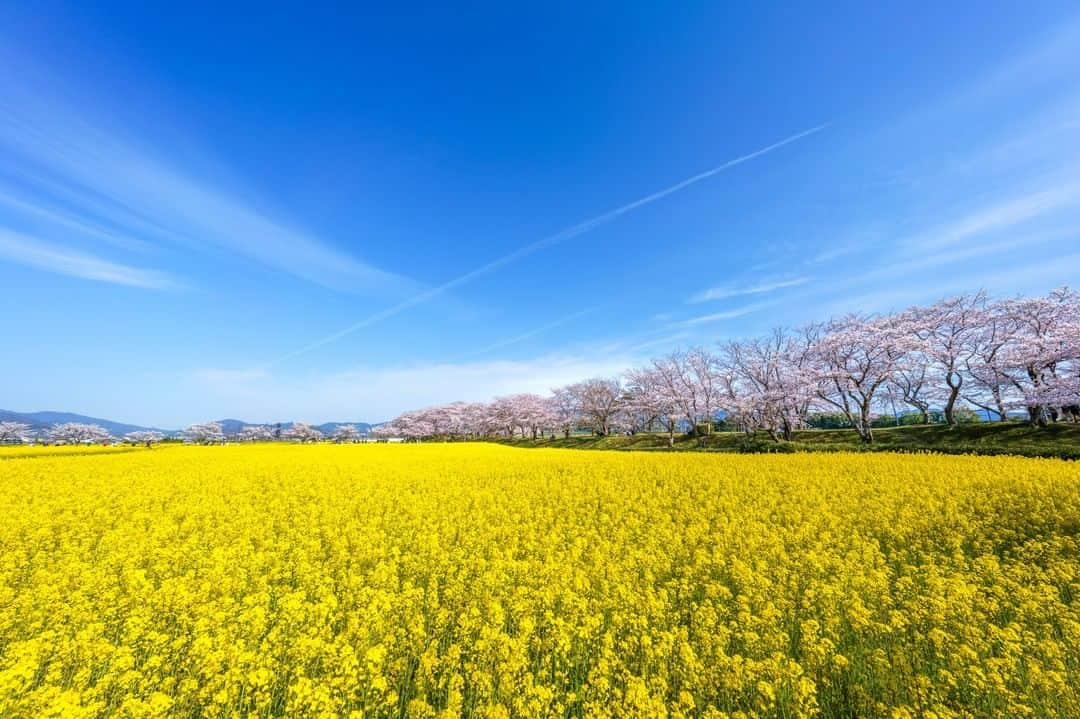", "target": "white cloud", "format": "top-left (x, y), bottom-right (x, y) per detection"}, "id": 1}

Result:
top-left (460, 306), bottom-right (599, 359)
top-left (690, 276), bottom-right (811, 303)
top-left (191, 354), bottom-right (636, 424)
top-left (813, 250), bottom-right (1080, 319)
top-left (958, 13), bottom-right (1080, 107)
top-left (0, 188), bottom-right (154, 253)
top-left (676, 300), bottom-right (777, 327)
top-left (0, 227), bottom-right (177, 289)
top-left (810, 245), bottom-right (860, 264)
top-left (624, 332), bottom-right (693, 353)
top-left (0, 67), bottom-right (413, 295)
top-left (911, 184), bottom-right (1080, 250)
